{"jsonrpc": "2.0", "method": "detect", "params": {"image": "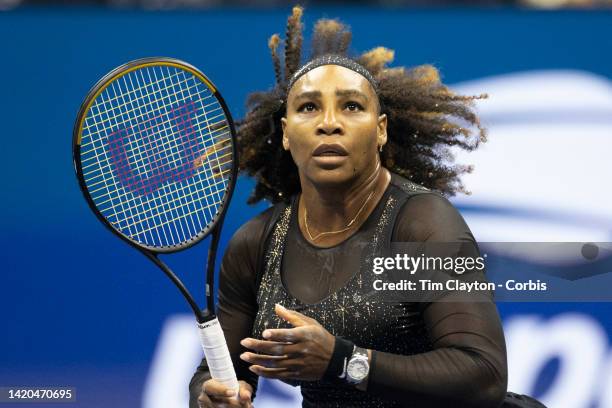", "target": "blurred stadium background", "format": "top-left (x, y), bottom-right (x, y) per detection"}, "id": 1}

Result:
top-left (2, 0), bottom-right (612, 9)
top-left (0, 2), bottom-right (611, 407)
